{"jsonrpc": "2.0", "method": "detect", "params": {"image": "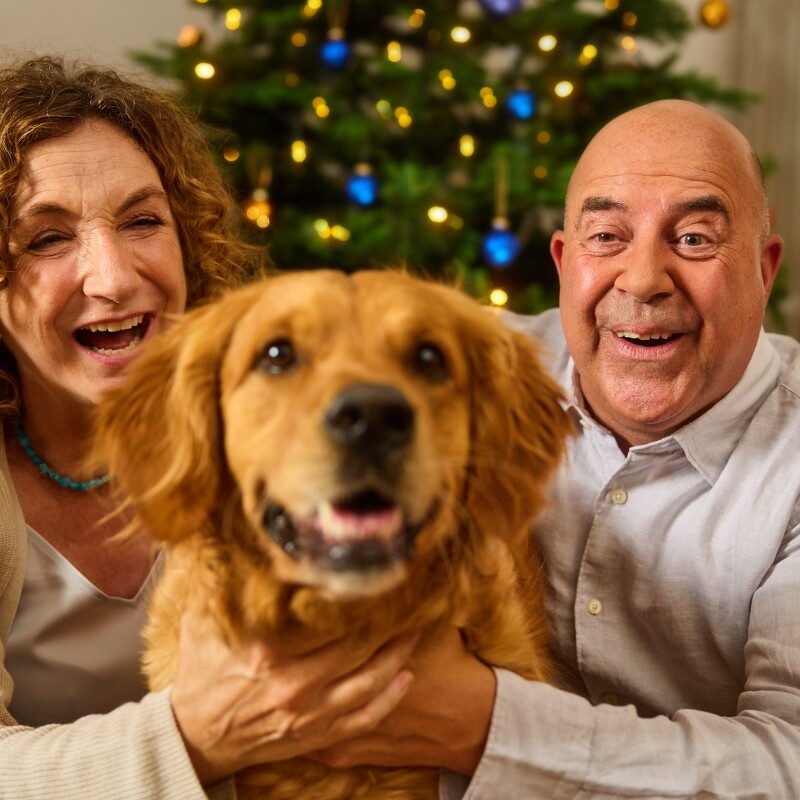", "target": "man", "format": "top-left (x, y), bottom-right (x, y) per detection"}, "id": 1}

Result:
top-left (317, 100), bottom-right (800, 797)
